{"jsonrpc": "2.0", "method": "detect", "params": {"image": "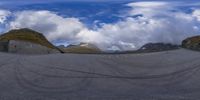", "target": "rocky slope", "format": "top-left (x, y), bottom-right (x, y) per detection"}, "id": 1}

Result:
top-left (182, 36), bottom-right (200, 51)
top-left (138, 43), bottom-right (180, 52)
